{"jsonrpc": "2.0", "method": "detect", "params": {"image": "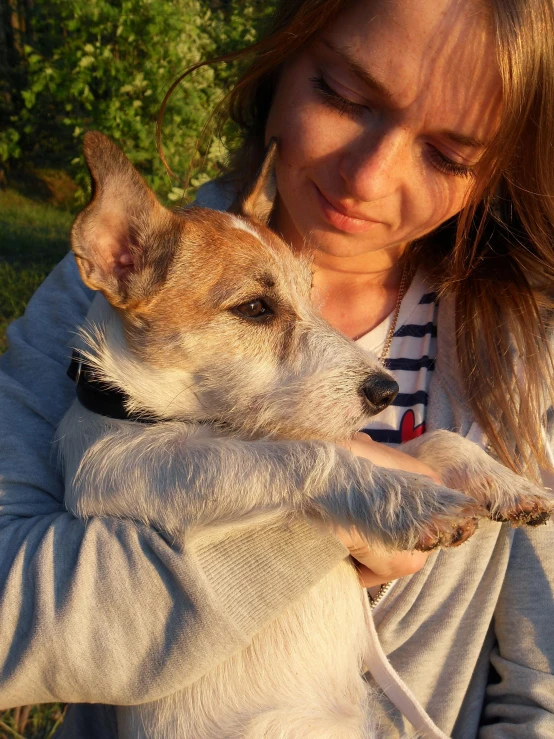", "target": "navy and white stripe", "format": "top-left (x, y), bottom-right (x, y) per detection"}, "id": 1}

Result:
top-left (356, 272), bottom-right (438, 447)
